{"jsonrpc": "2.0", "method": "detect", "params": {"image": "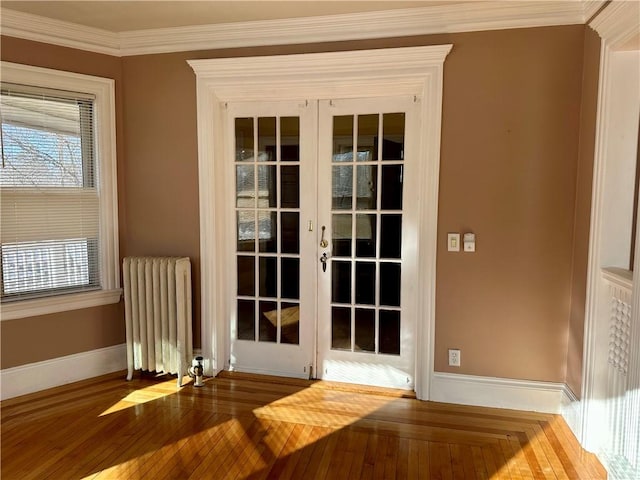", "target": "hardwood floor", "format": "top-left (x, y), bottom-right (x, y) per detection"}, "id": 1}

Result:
top-left (1, 371), bottom-right (606, 479)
